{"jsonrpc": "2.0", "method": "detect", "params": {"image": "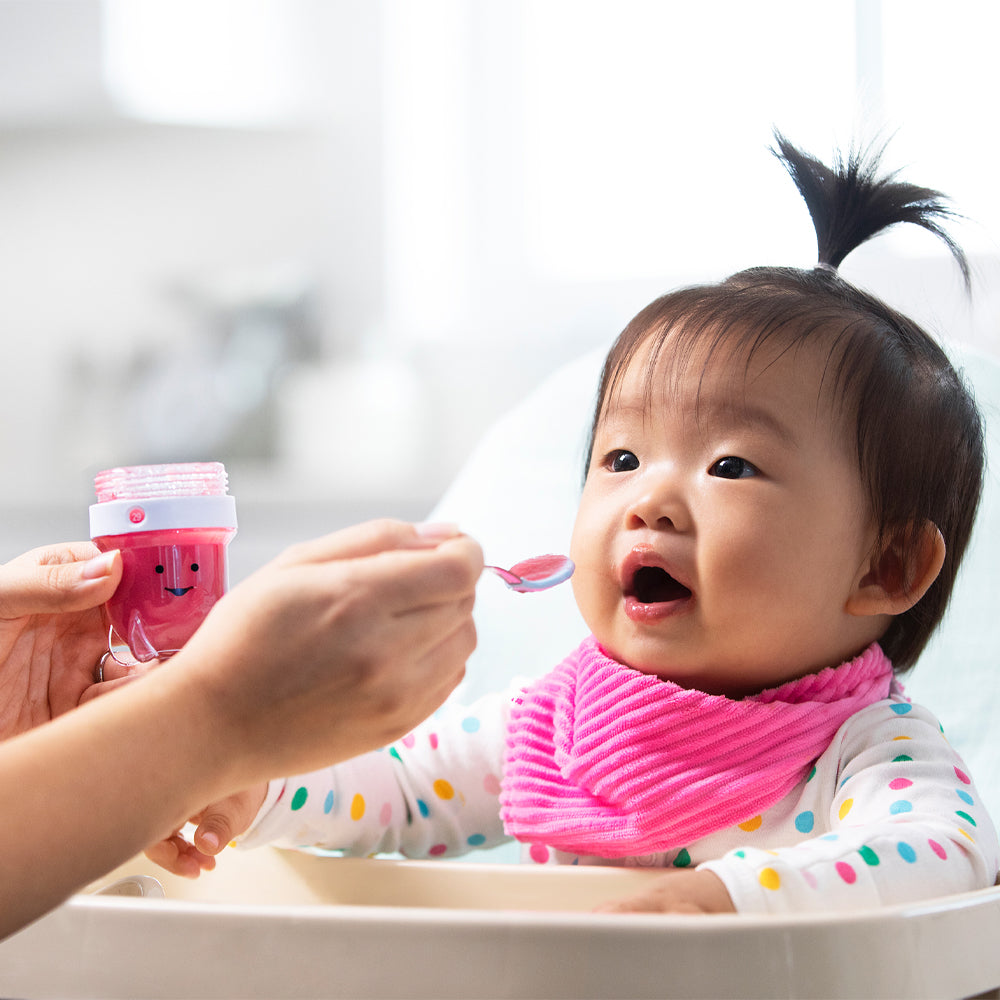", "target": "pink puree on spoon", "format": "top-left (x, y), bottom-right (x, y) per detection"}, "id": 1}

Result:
top-left (486, 554), bottom-right (575, 593)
